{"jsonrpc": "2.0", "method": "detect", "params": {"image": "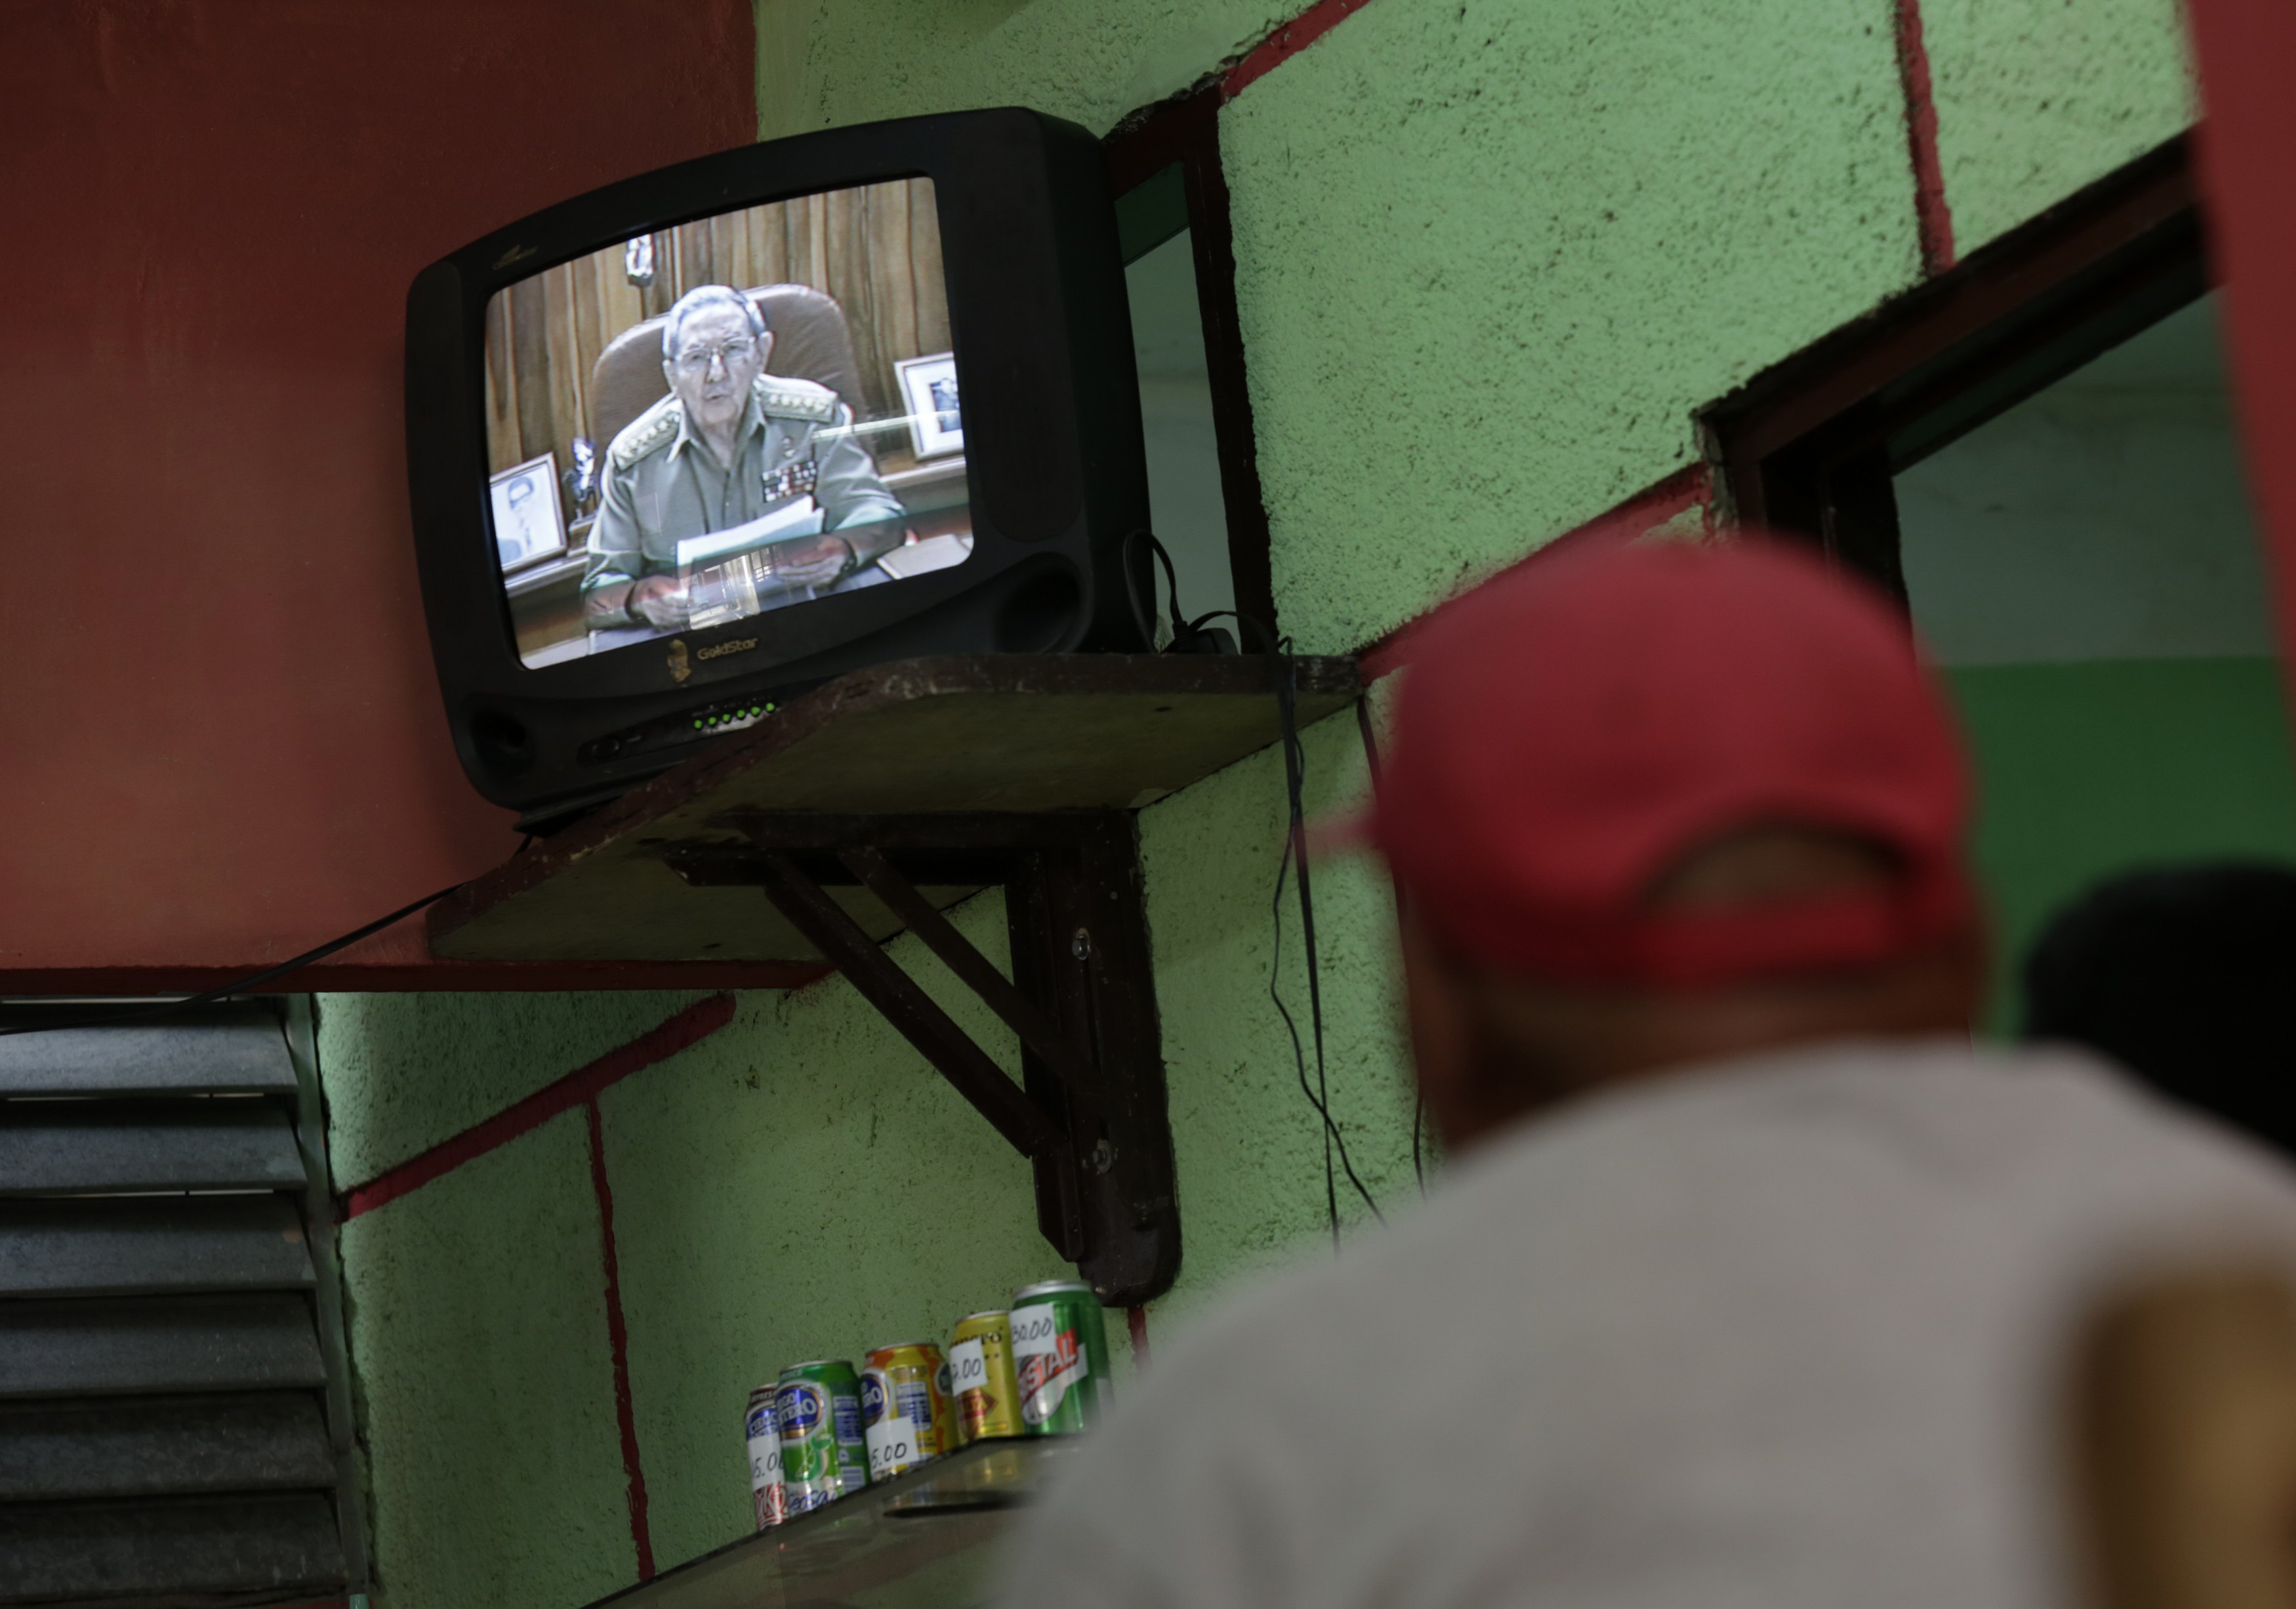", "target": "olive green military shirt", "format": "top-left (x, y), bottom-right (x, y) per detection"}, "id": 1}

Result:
top-left (582, 375), bottom-right (905, 618)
